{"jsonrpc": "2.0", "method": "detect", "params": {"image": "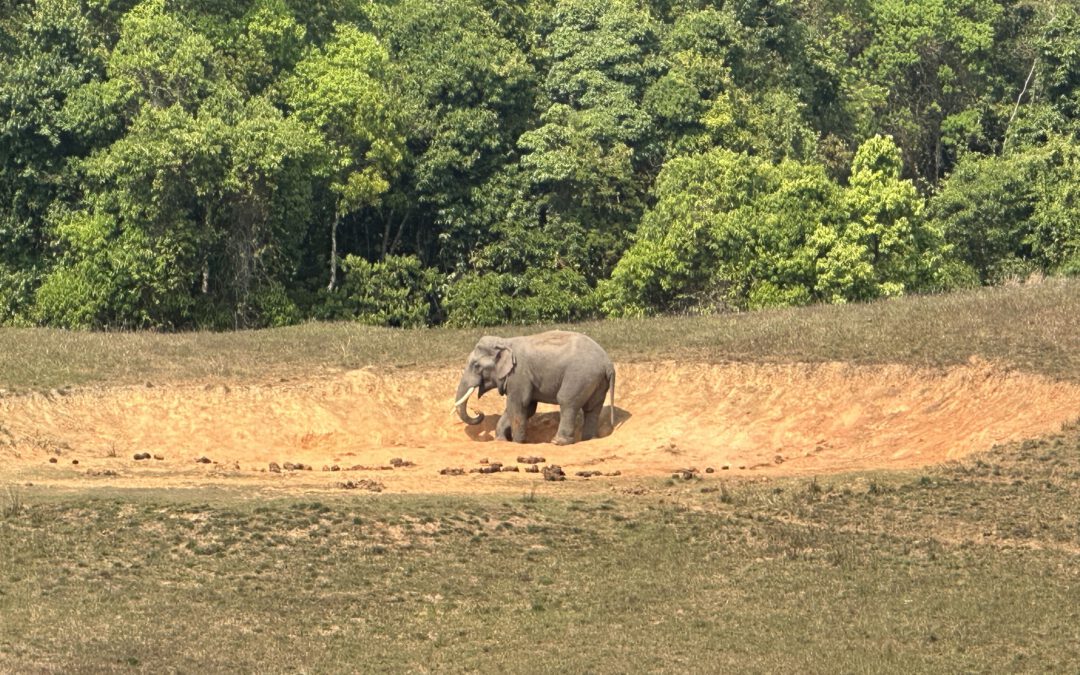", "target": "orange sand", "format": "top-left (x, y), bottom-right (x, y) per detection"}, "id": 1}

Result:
top-left (2, 360), bottom-right (1078, 493)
